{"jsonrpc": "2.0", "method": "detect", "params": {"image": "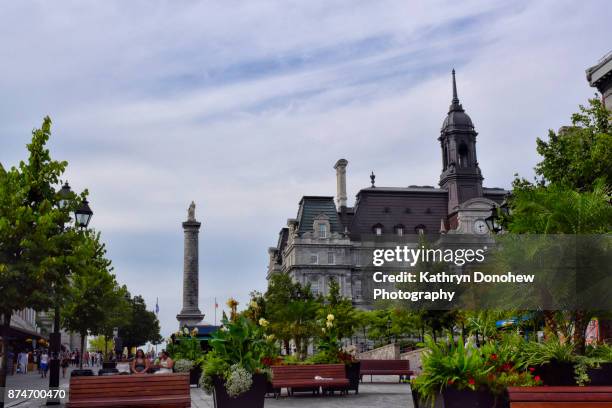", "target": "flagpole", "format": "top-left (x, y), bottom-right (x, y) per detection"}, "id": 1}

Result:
top-left (214, 297), bottom-right (217, 326)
